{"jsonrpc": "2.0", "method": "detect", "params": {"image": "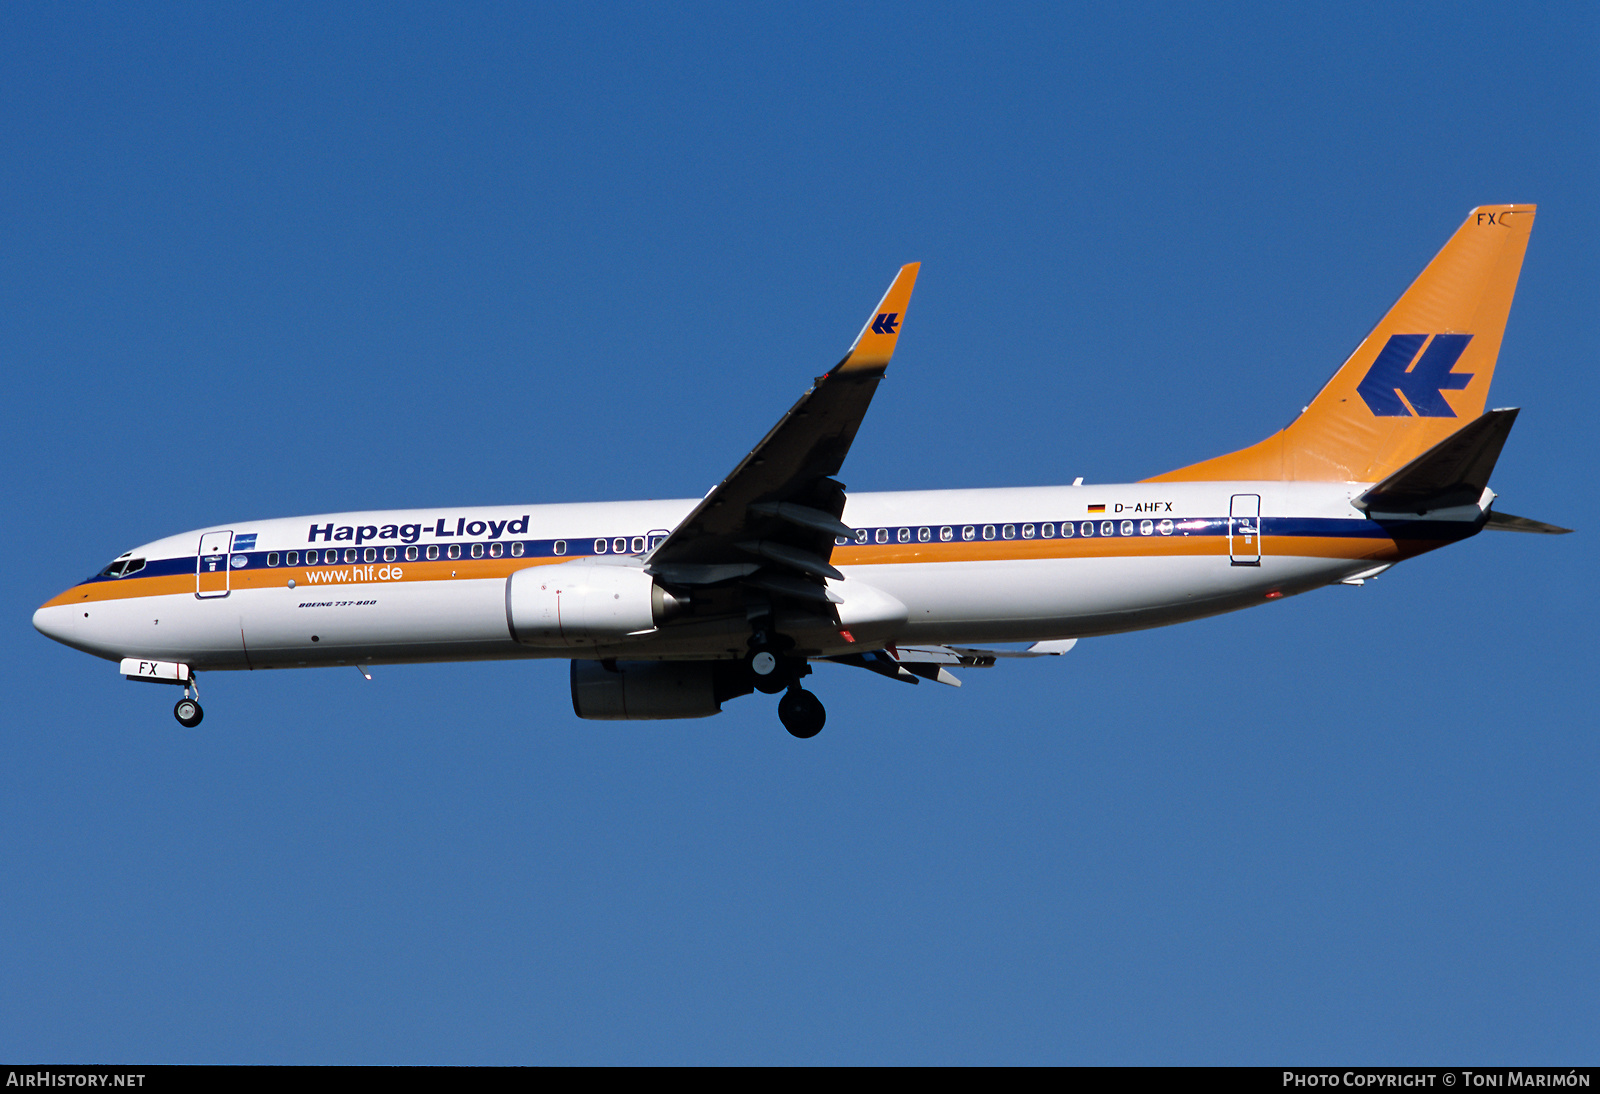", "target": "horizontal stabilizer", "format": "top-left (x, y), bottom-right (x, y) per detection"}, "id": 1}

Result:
top-left (1356, 408), bottom-right (1518, 514)
top-left (1484, 510), bottom-right (1573, 535)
